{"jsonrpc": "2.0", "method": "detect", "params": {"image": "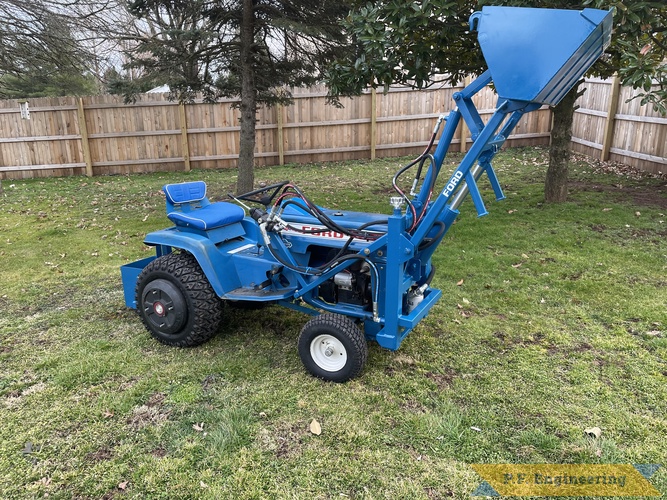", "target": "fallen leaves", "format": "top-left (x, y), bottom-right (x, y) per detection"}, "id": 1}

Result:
top-left (584, 426), bottom-right (602, 439)
top-left (36, 477), bottom-right (51, 487)
top-left (573, 152), bottom-right (667, 181)
top-left (309, 419), bottom-right (322, 436)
